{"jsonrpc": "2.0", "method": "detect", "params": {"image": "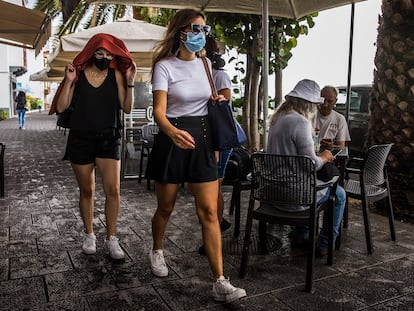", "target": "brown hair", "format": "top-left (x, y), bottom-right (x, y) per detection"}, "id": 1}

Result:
top-left (152, 9), bottom-right (206, 72)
